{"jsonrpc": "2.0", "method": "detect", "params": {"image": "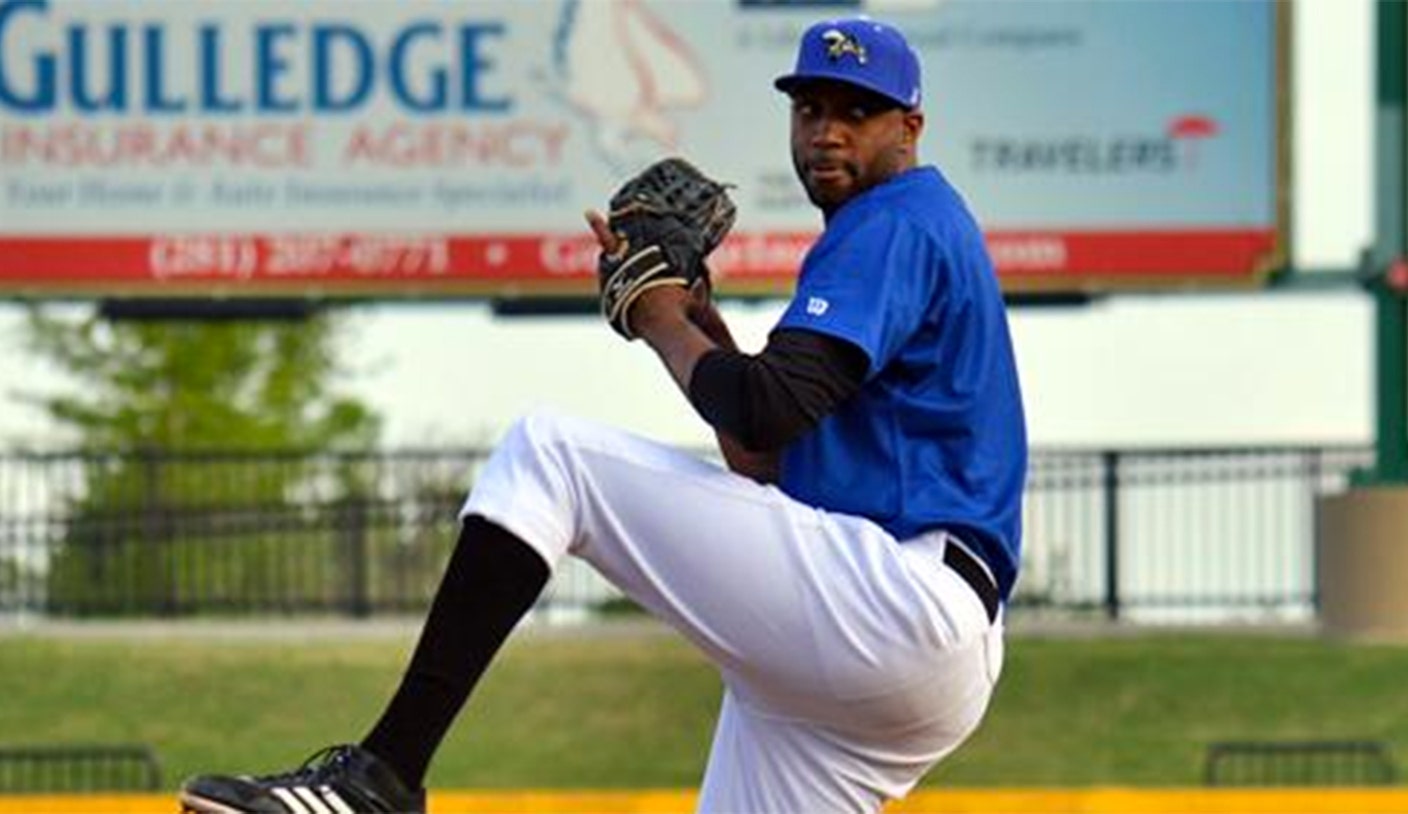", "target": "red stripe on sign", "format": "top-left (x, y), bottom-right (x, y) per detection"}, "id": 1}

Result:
top-left (0, 228), bottom-right (1279, 293)
top-left (0, 236), bottom-right (155, 280)
top-left (987, 229), bottom-right (1279, 278)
